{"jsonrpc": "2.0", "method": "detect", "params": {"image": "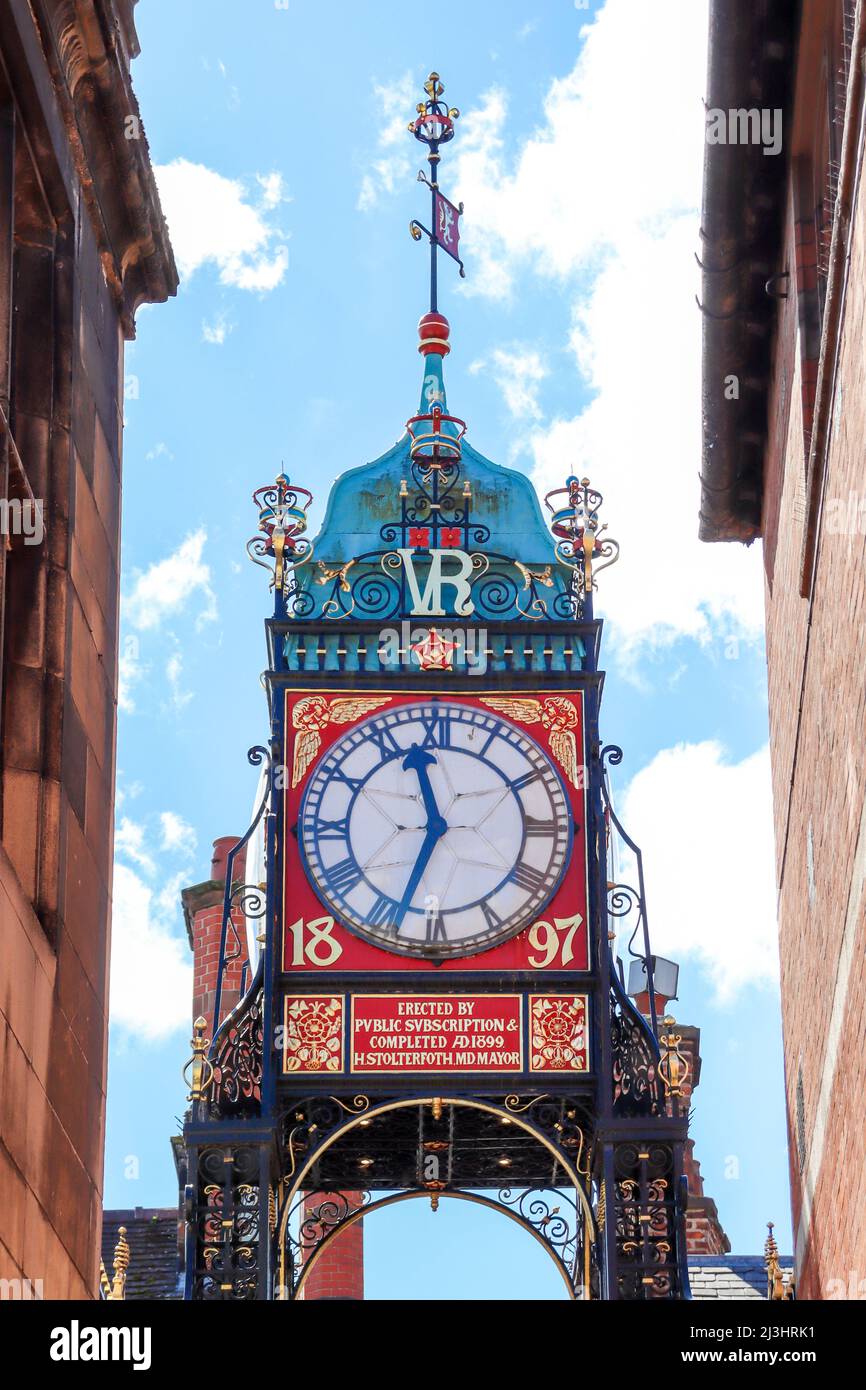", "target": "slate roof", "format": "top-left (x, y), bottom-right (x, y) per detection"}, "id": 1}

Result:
top-left (688, 1256), bottom-right (793, 1300)
top-left (102, 1209), bottom-right (182, 1301)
